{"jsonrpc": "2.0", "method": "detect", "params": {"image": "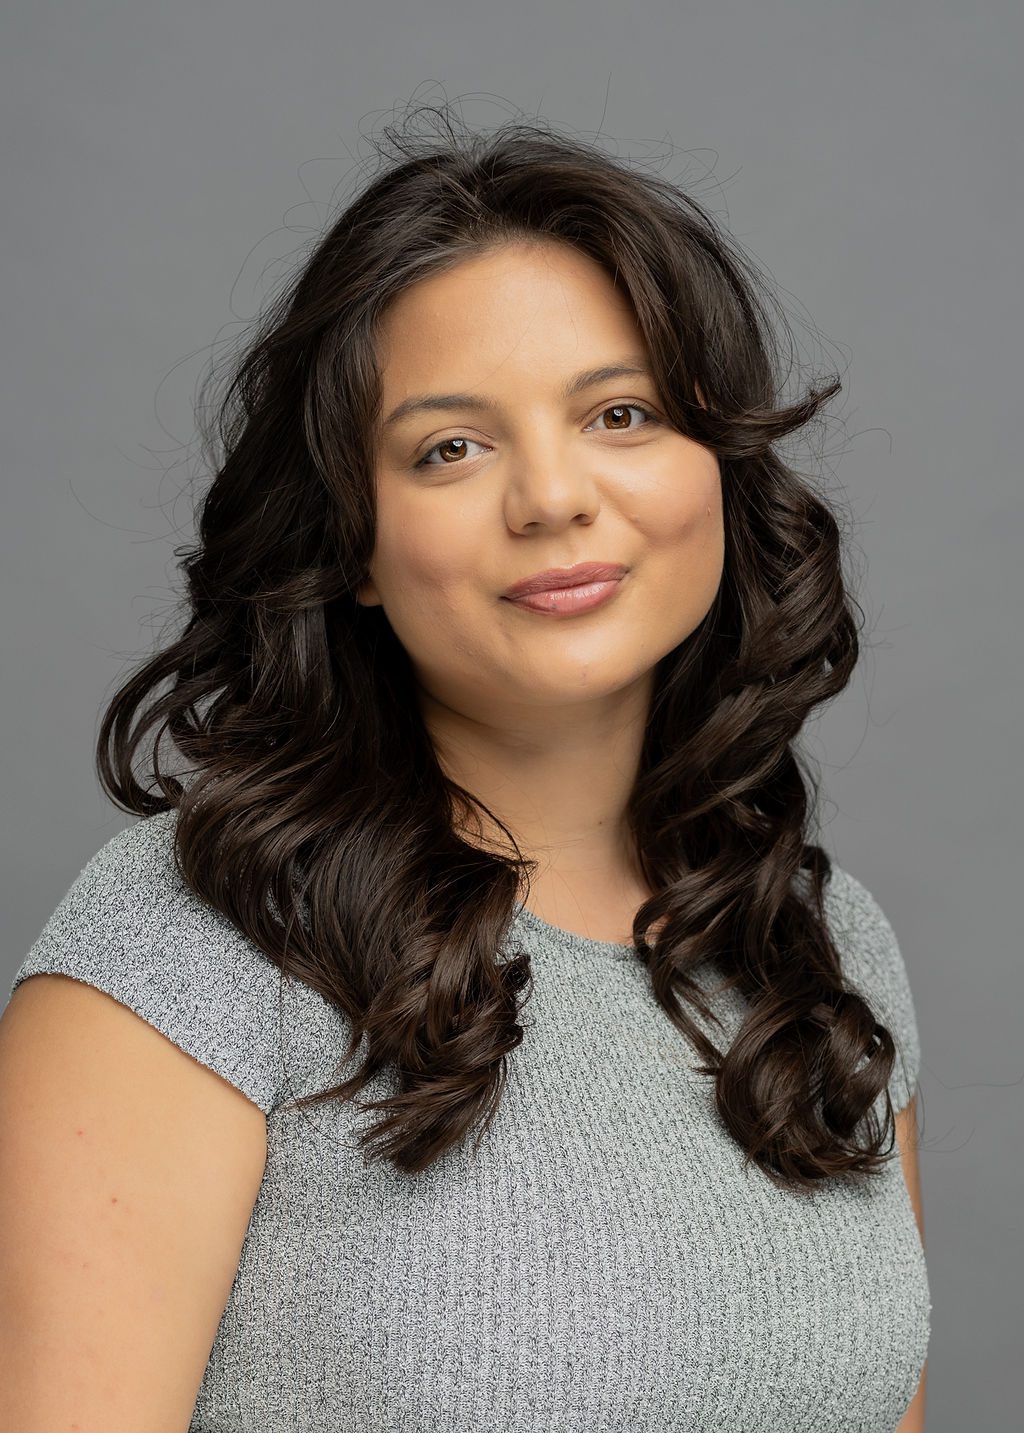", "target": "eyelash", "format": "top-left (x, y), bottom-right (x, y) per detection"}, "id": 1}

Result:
top-left (413, 402), bottom-right (661, 469)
